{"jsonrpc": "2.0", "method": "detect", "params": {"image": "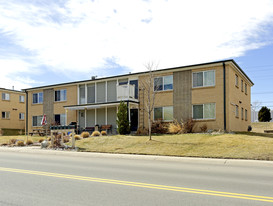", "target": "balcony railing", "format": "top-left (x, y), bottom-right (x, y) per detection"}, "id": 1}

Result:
top-left (117, 84), bottom-right (136, 101)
